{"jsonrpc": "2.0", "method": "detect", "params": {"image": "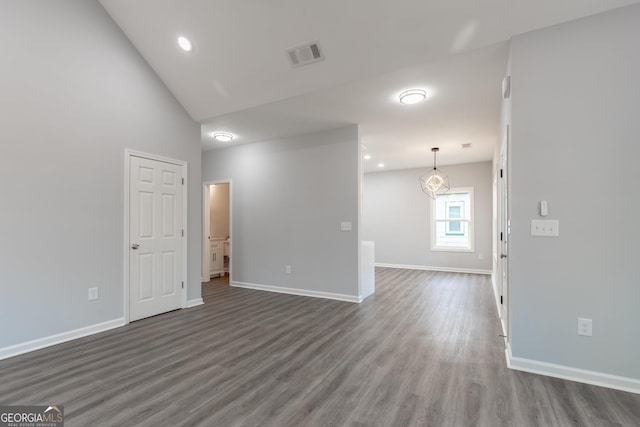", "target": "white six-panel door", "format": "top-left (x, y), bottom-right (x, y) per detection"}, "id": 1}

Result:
top-left (129, 155), bottom-right (184, 321)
